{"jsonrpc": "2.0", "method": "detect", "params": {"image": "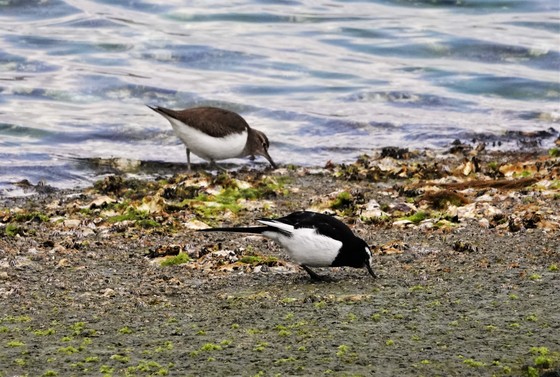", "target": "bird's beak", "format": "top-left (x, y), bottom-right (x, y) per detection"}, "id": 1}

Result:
top-left (365, 260), bottom-right (377, 278)
top-left (262, 150), bottom-right (277, 169)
